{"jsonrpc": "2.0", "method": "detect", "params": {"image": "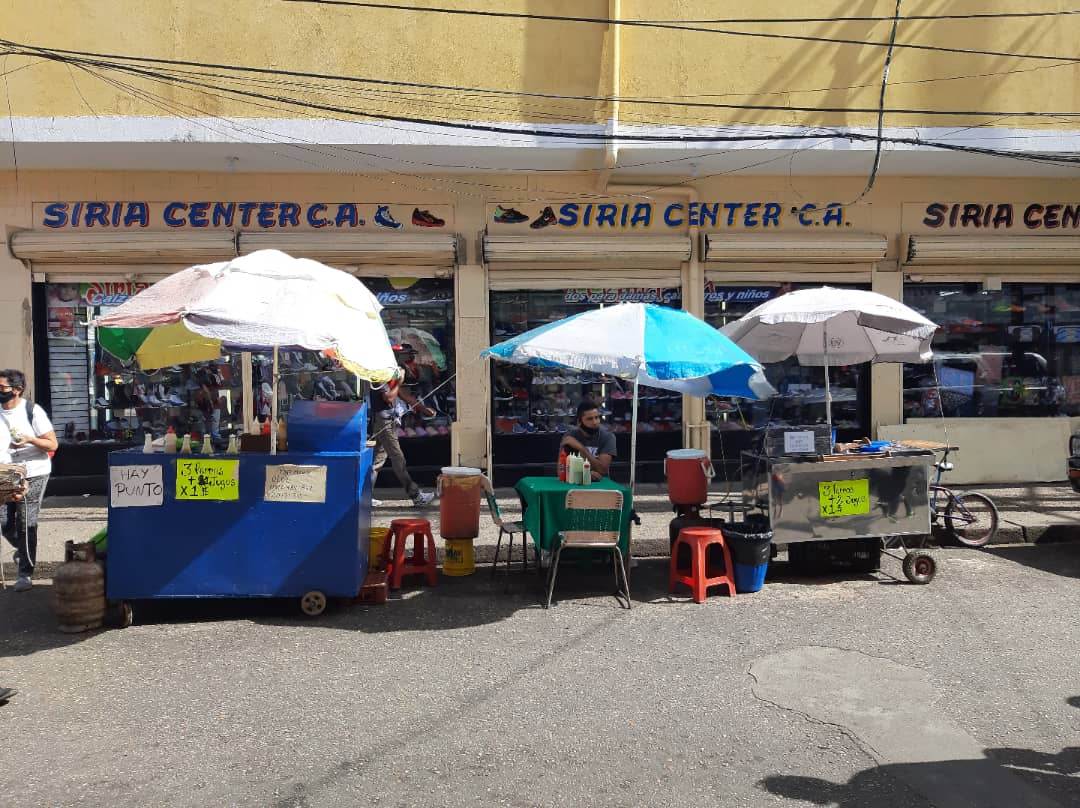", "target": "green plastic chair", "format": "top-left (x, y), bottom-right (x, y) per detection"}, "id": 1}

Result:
top-left (484, 489), bottom-right (531, 578)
